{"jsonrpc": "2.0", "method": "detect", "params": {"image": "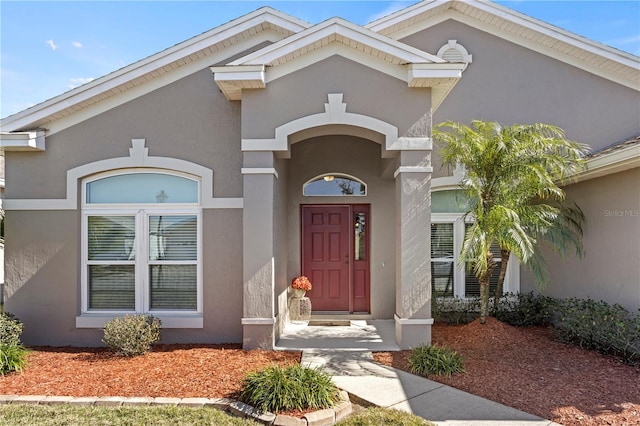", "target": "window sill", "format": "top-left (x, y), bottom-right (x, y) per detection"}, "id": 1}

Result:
top-left (76, 313), bottom-right (203, 329)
